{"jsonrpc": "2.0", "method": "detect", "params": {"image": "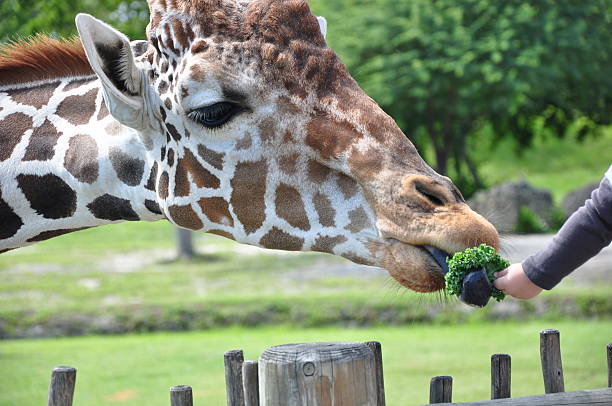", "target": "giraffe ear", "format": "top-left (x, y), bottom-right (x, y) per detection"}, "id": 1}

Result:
top-left (76, 13), bottom-right (147, 129)
top-left (317, 16), bottom-right (327, 39)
